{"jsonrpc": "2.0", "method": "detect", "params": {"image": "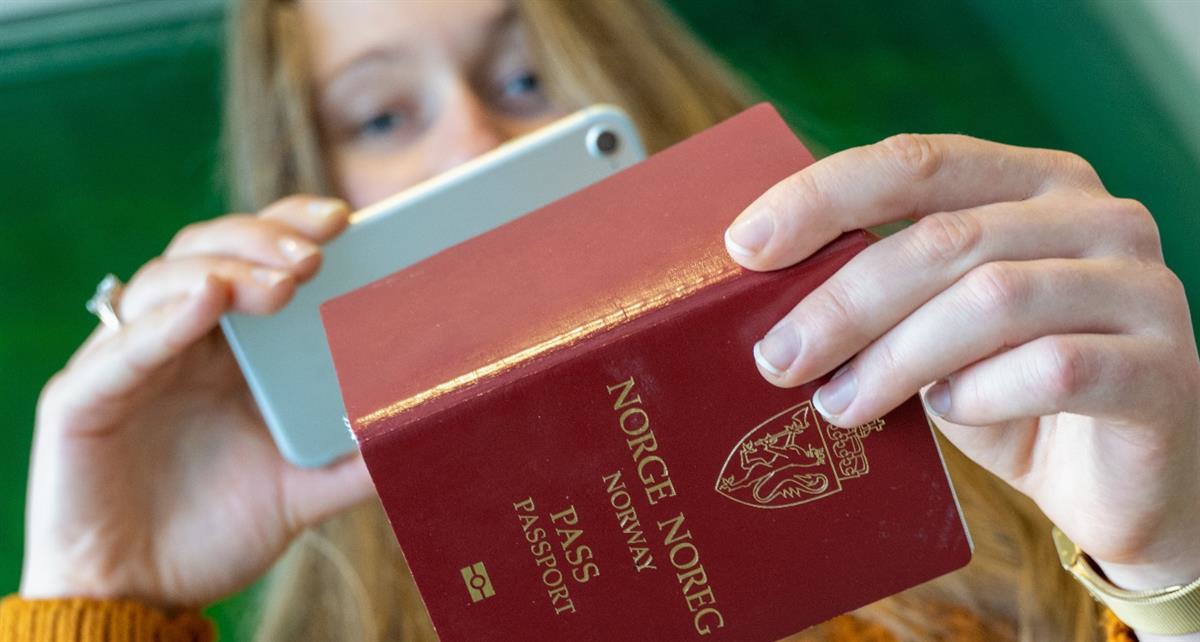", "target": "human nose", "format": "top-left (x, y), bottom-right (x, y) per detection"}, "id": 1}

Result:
top-left (428, 80), bottom-right (509, 173)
